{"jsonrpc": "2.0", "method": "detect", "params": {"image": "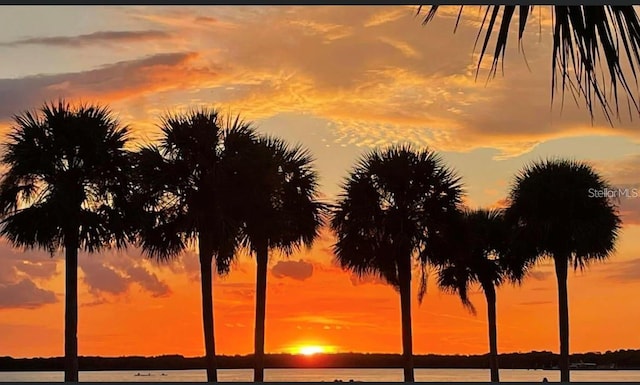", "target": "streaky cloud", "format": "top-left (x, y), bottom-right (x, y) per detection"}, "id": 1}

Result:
top-left (0, 30), bottom-right (171, 47)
